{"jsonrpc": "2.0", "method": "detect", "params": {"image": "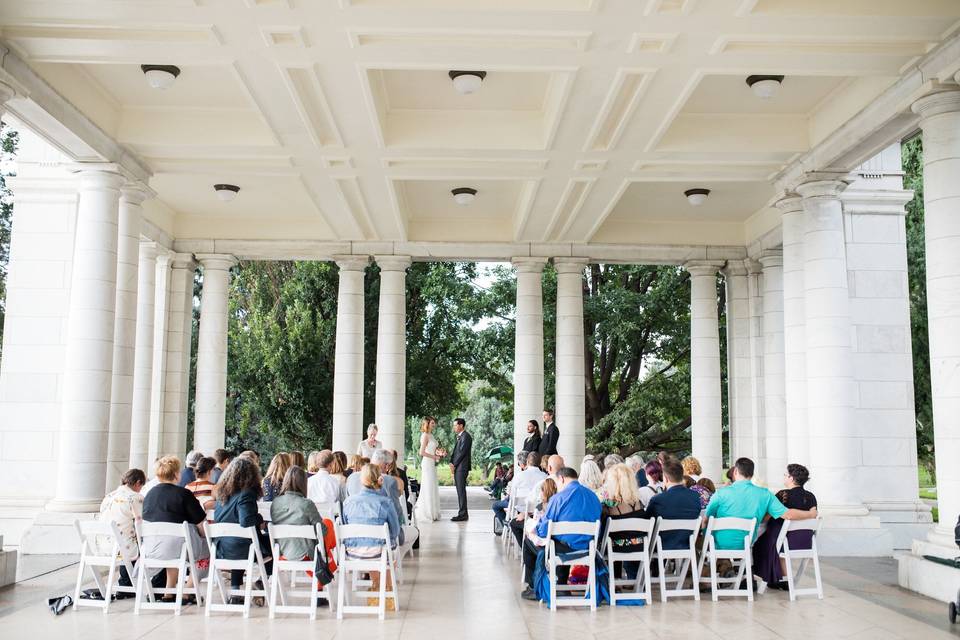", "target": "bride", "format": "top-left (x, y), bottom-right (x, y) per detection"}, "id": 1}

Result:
top-left (415, 416), bottom-right (443, 522)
